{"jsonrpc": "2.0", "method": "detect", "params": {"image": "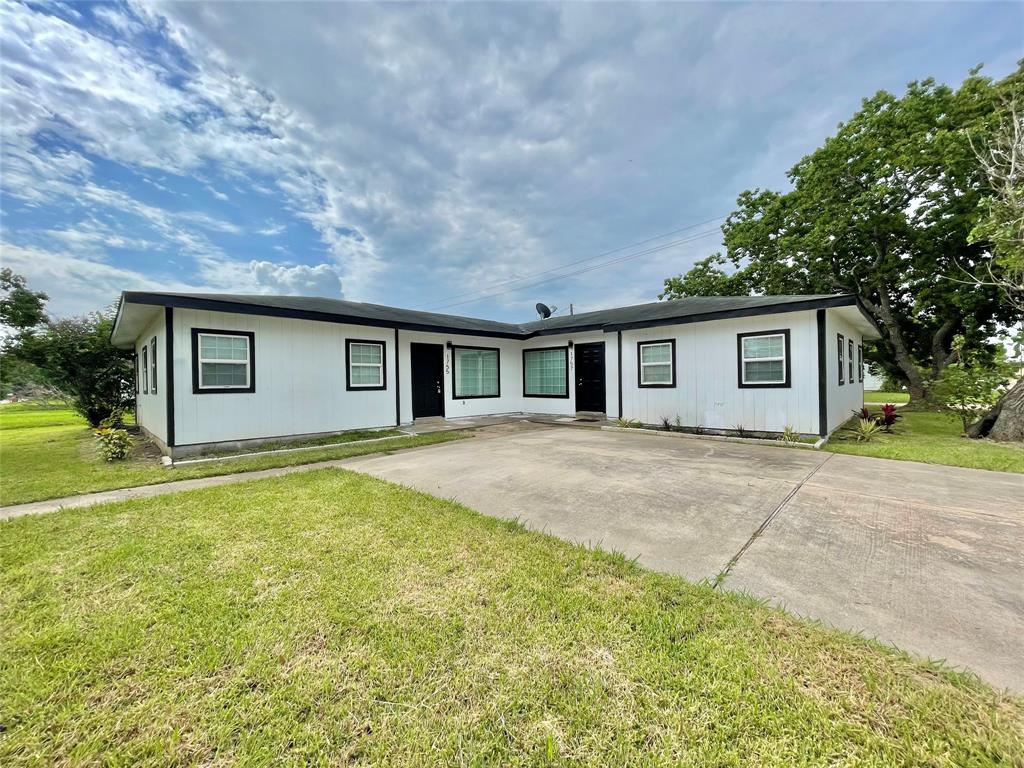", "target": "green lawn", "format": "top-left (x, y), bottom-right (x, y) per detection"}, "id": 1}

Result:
top-left (0, 406), bottom-right (466, 506)
top-left (826, 409), bottom-right (1024, 473)
top-left (1, 471), bottom-right (1020, 765)
top-left (863, 390), bottom-right (910, 404)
